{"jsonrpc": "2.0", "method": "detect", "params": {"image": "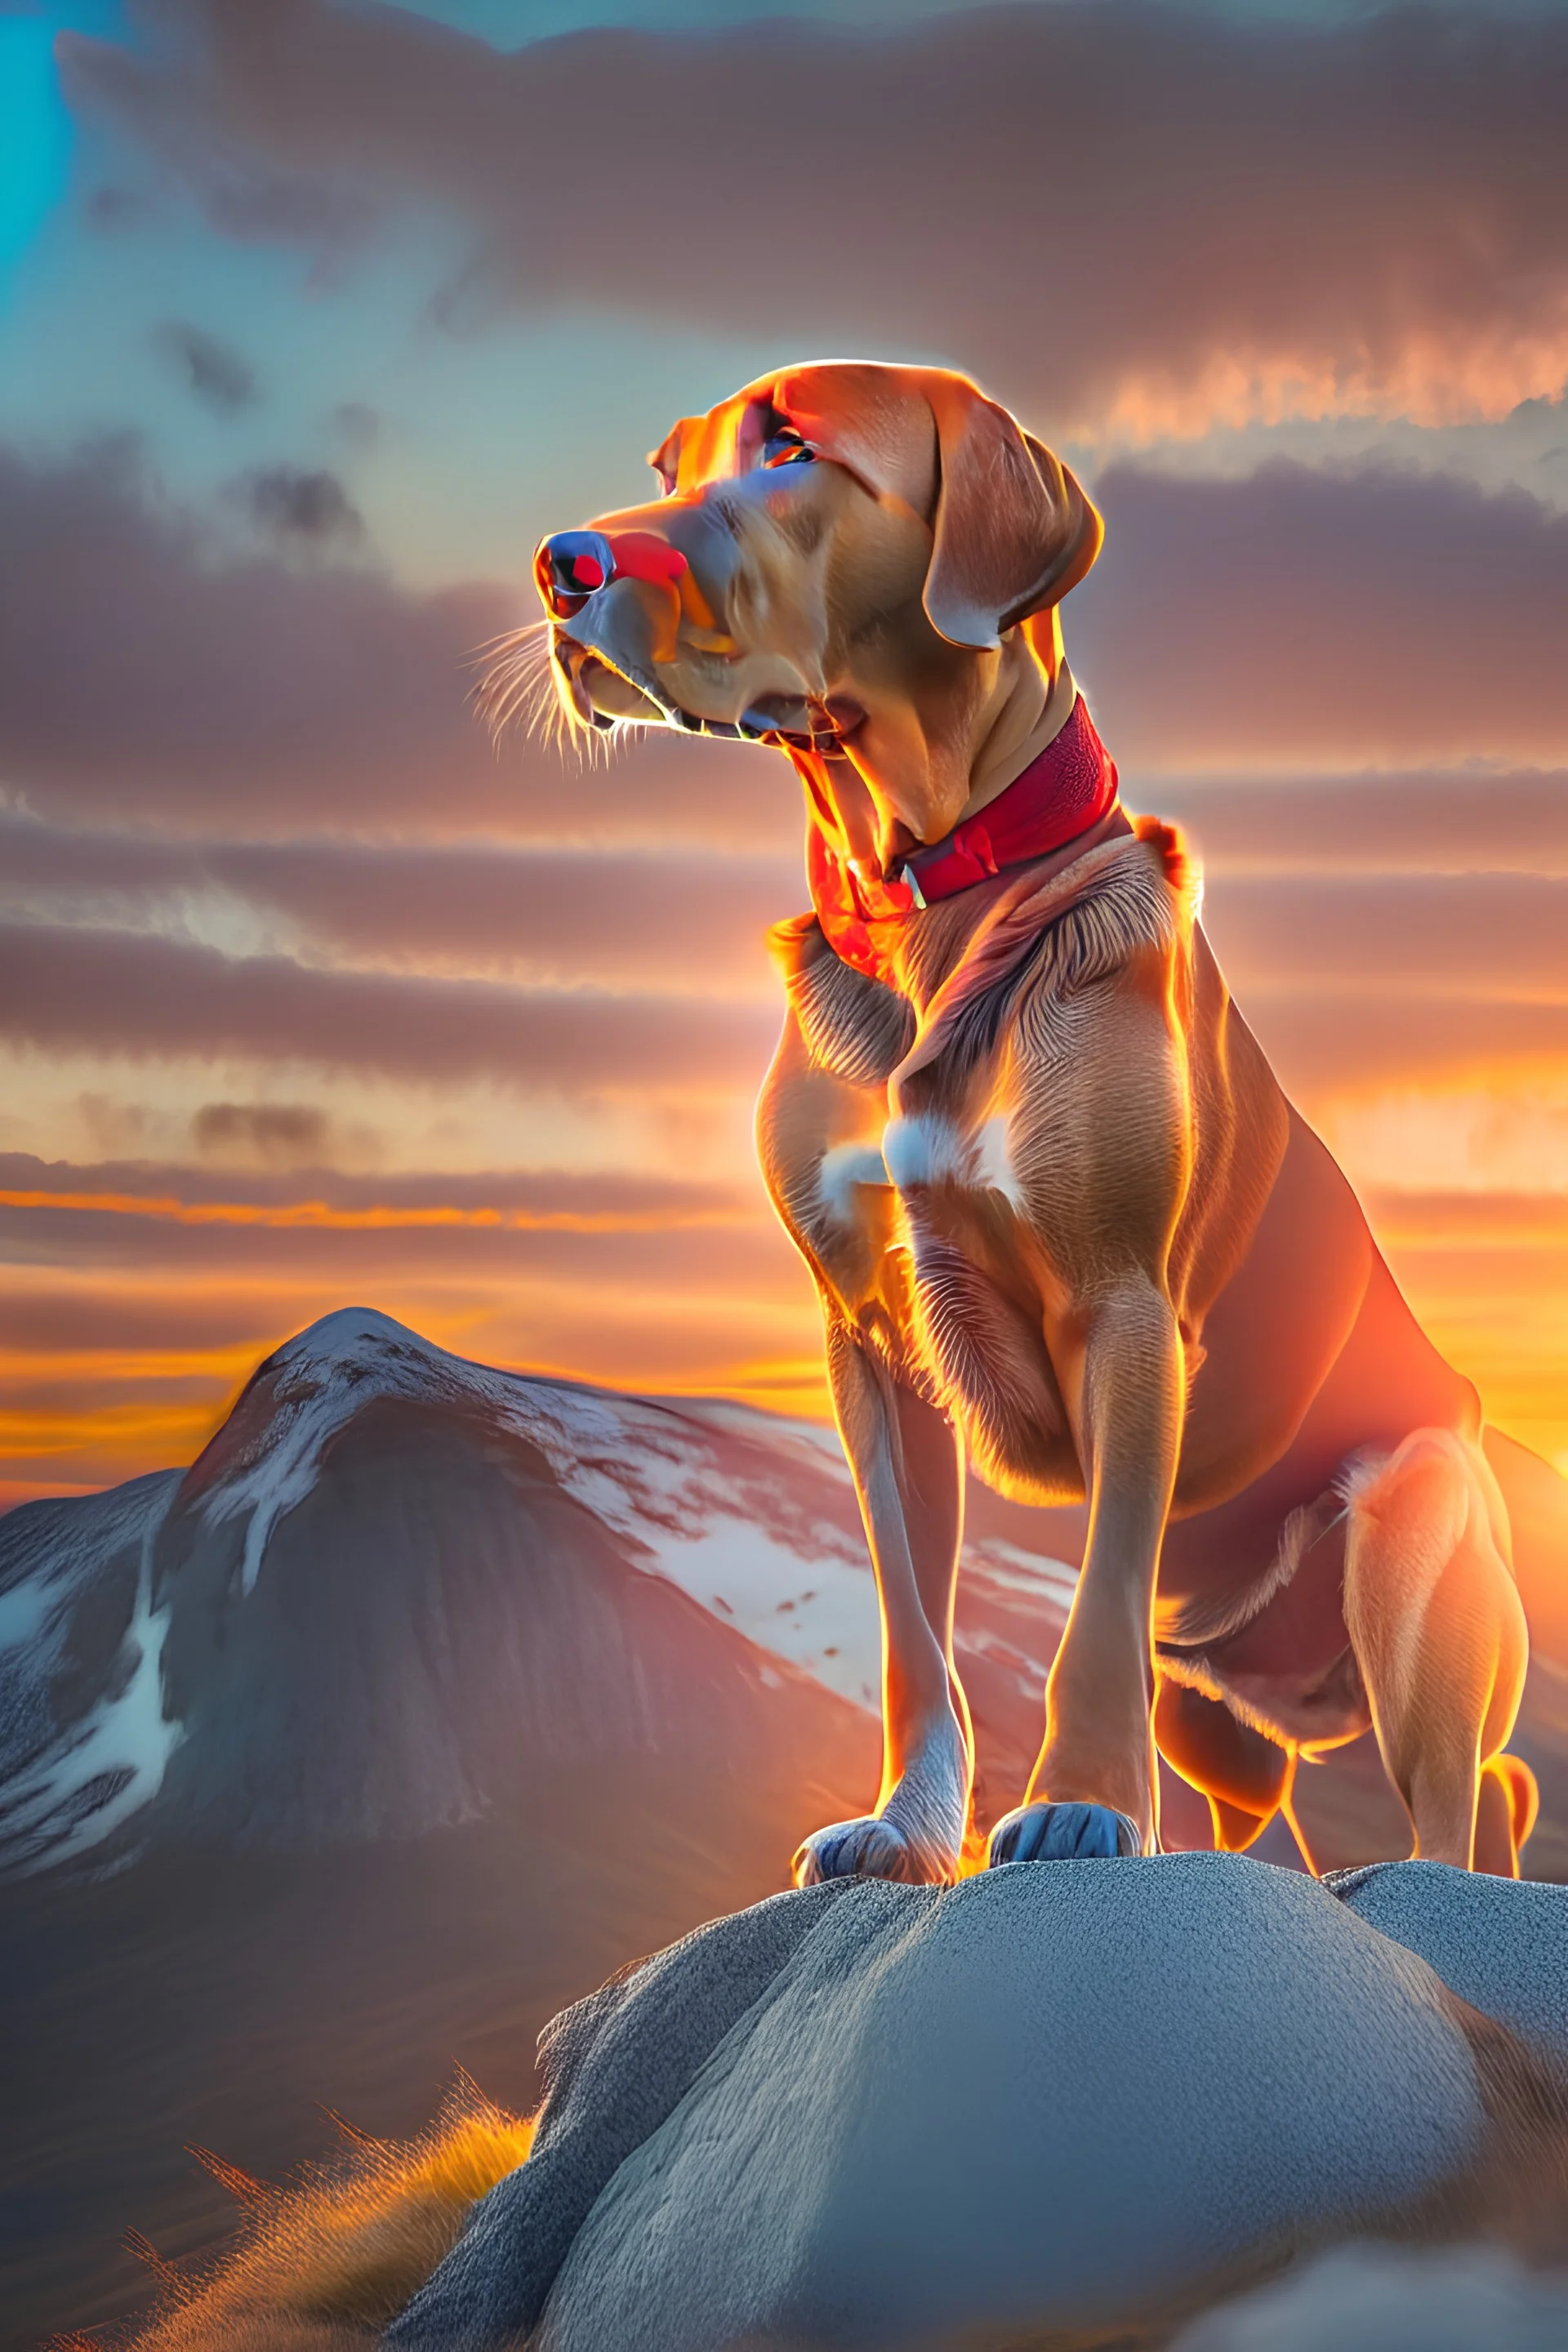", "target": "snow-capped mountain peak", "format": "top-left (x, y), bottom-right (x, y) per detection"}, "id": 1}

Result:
top-left (1, 1309), bottom-right (1081, 1875)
